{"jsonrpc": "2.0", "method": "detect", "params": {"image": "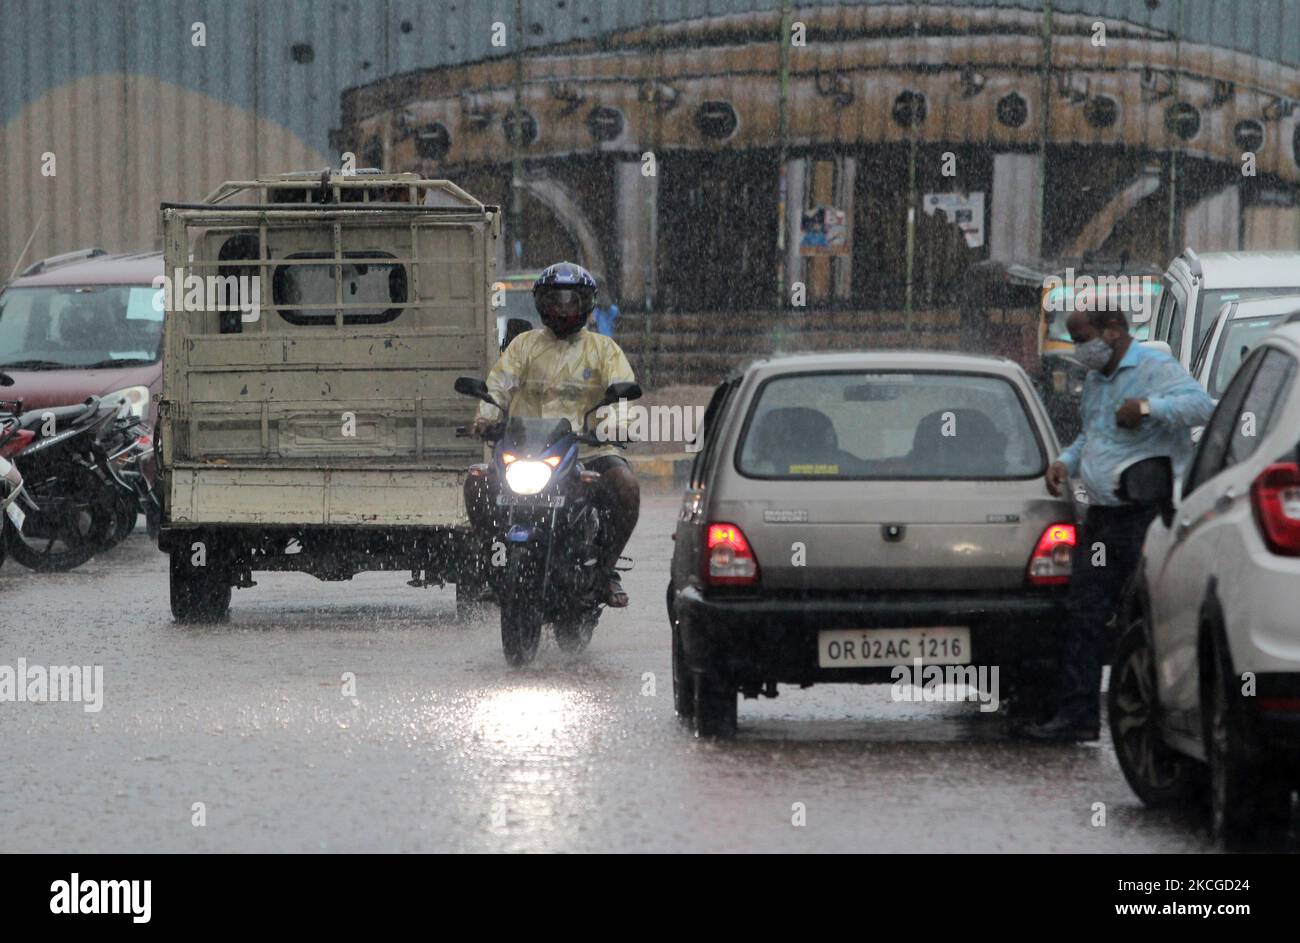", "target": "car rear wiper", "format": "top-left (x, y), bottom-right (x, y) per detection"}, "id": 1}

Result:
top-left (78, 358), bottom-right (159, 369)
top-left (0, 359), bottom-right (69, 370)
